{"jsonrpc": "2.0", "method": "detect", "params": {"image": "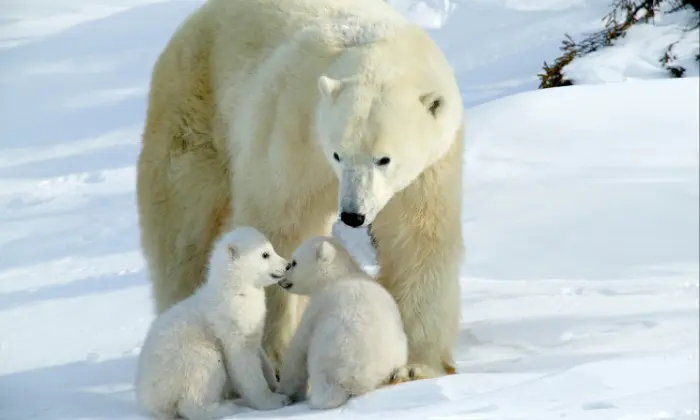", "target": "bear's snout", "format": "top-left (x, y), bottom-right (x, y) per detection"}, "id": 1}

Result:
top-left (340, 211), bottom-right (365, 228)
